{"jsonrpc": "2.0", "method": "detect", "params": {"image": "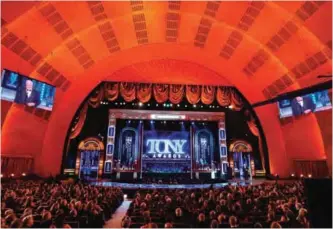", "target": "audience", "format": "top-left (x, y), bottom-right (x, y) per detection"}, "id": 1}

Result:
top-left (123, 181), bottom-right (310, 228)
top-left (1, 180), bottom-right (123, 228)
top-left (1, 179), bottom-right (311, 228)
